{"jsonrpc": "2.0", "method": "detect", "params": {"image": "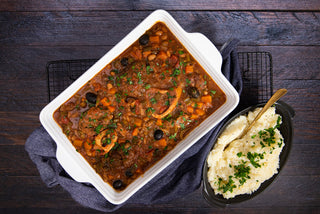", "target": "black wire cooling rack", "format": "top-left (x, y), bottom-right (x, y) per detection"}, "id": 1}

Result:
top-left (238, 52), bottom-right (273, 108)
top-left (47, 52), bottom-right (273, 108)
